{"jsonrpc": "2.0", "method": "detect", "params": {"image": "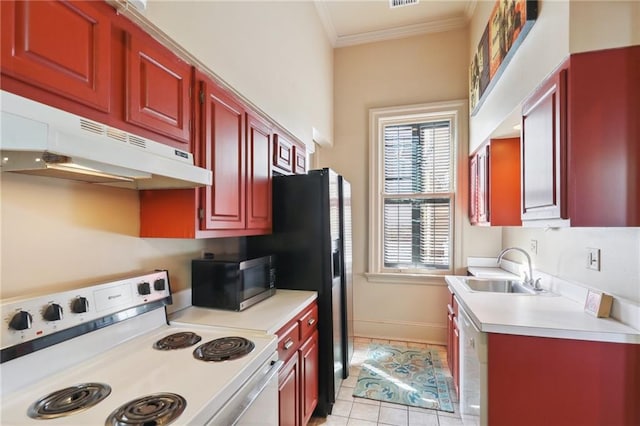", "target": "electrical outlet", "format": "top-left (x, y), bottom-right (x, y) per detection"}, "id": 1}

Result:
top-left (530, 239), bottom-right (538, 255)
top-left (587, 248), bottom-right (601, 271)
